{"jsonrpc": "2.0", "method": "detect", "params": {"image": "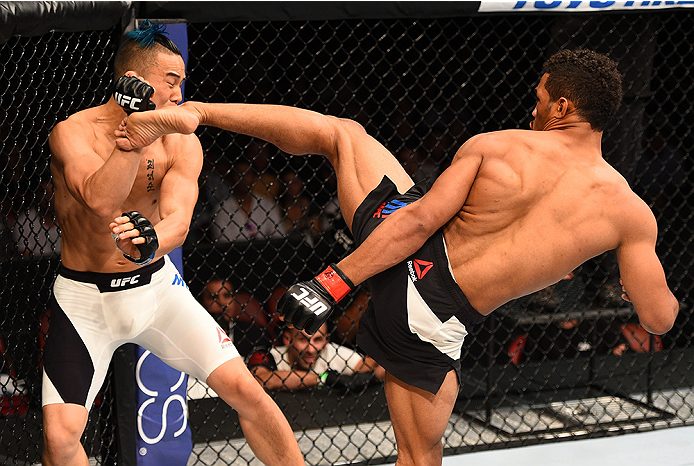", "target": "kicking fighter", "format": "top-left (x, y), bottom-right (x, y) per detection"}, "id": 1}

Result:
top-left (44, 21), bottom-right (303, 466)
top-left (114, 49), bottom-right (678, 466)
